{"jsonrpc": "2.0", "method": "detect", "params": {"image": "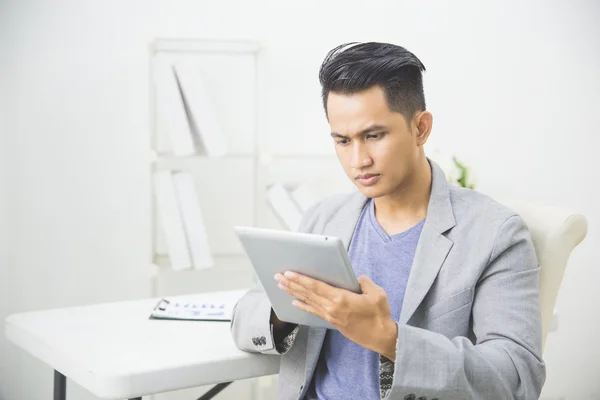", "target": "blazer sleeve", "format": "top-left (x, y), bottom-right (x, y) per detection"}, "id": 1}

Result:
top-left (229, 286), bottom-right (288, 355)
top-left (230, 200), bottom-right (323, 355)
top-left (387, 215), bottom-right (546, 400)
